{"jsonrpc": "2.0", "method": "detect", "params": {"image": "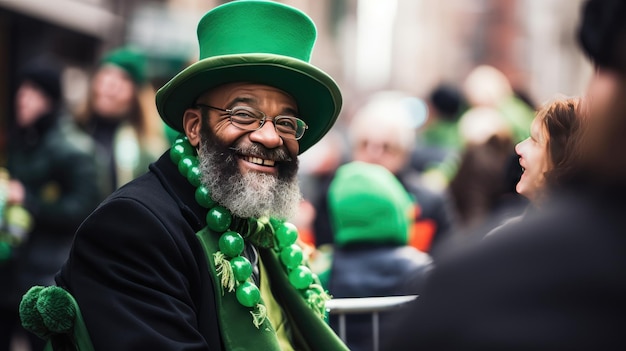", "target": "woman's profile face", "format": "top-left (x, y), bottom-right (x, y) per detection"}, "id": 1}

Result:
top-left (515, 116), bottom-right (550, 202)
top-left (91, 65), bottom-right (135, 118)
